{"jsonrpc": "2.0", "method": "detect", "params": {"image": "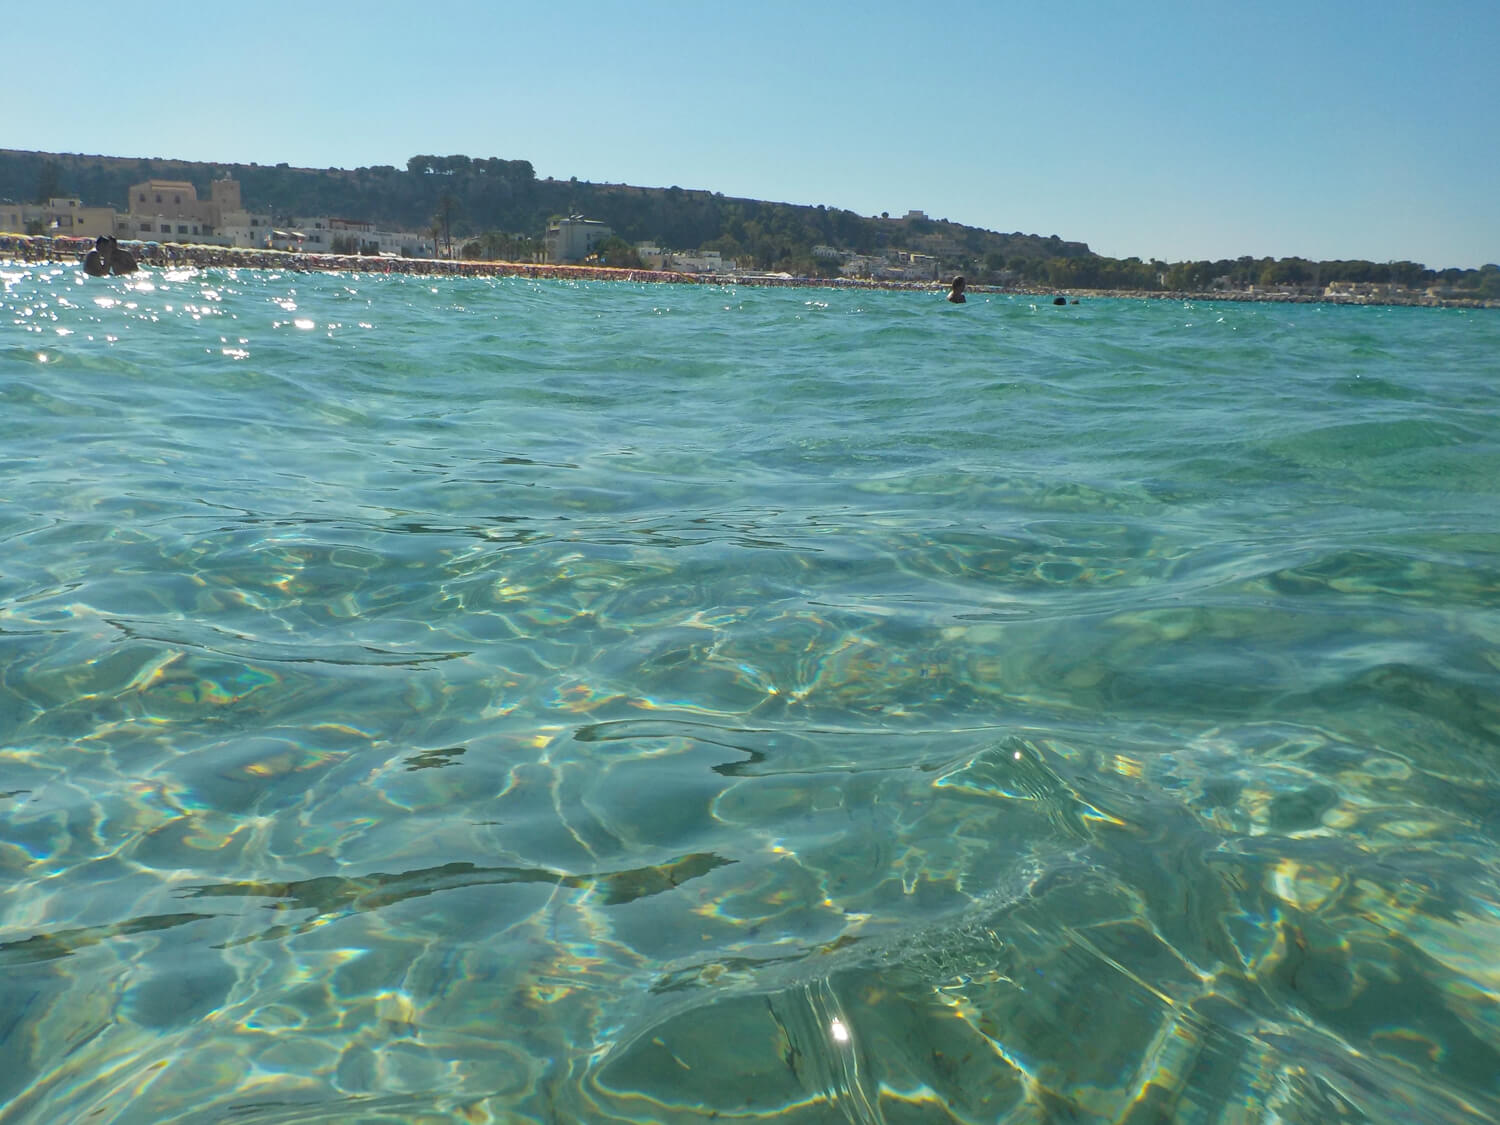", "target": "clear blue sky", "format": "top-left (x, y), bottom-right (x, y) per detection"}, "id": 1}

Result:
top-left (13, 0), bottom-right (1498, 269)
